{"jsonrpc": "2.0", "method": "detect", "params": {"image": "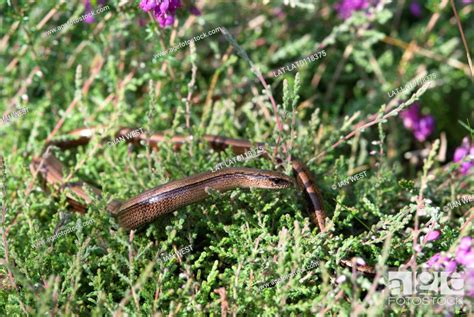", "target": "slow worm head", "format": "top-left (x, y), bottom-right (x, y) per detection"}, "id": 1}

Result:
top-left (112, 167), bottom-right (294, 230)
